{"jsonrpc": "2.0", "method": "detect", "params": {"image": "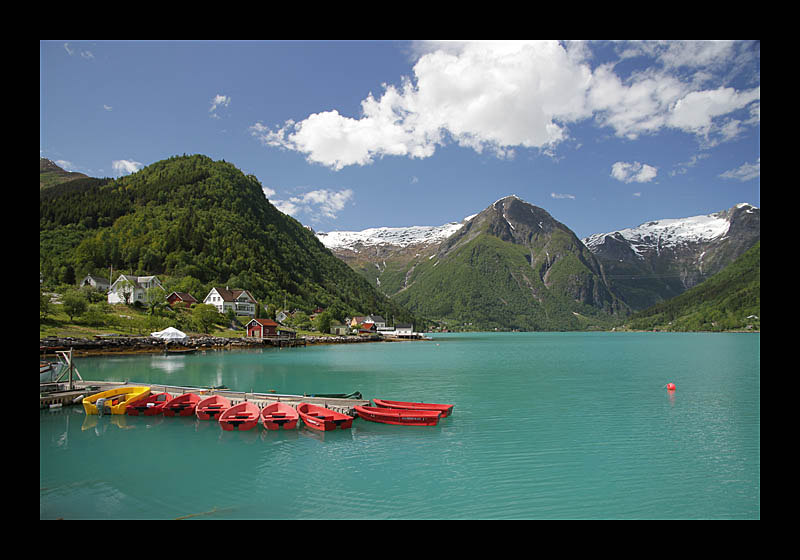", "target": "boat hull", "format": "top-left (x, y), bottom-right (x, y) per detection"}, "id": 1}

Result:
top-left (373, 398), bottom-right (454, 417)
top-left (126, 392), bottom-right (173, 416)
top-left (196, 395), bottom-right (232, 420)
top-left (219, 401), bottom-right (260, 431)
top-left (297, 402), bottom-right (353, 432)
top-left (163, 393), bottom-right (202, 417)
top-left (82, 386), bottom-right (151, 415)
top-left (261, 402), bottom-right (299, 430)
top-left (355, 405), bottom-right (440, 426)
